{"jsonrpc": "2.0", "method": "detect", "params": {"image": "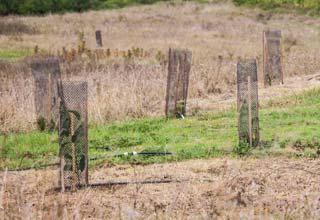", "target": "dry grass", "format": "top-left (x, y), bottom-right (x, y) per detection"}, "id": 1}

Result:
top-left (1, 3), bottom-right (320, 218)
top-left (1, 1), bottom-right (320, 133)
top-left (2, 157), bottom-right (320, 219)
top-left (0, 18), bottom-right (37, 36)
